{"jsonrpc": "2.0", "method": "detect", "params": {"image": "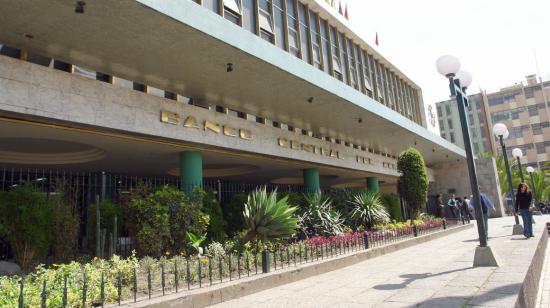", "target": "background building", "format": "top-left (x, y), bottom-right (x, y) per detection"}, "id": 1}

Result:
top-left (487, 75), bottom-right (550, 169)
top-left (436, 92), bottom-right (496, 157)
